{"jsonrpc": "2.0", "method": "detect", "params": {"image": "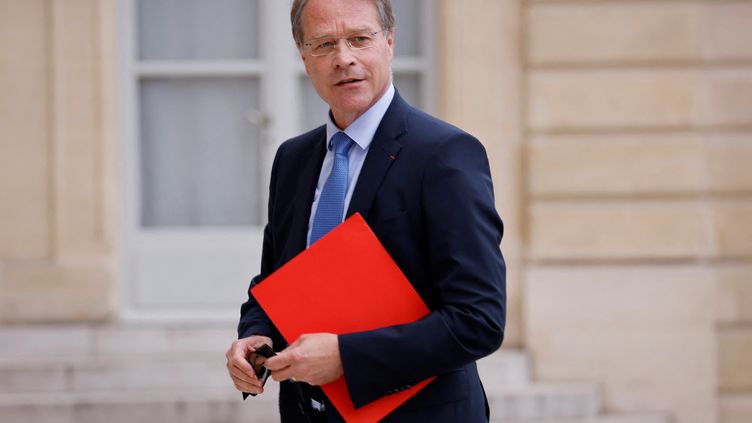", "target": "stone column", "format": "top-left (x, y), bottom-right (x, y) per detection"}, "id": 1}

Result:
top-left (0, 0), bottom-right (118, 322)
